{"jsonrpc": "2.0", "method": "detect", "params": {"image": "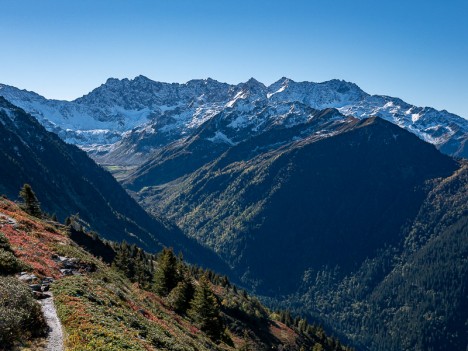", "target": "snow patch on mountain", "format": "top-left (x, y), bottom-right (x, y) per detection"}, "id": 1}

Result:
top-left (207, 131), bottom-right (237, 146)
